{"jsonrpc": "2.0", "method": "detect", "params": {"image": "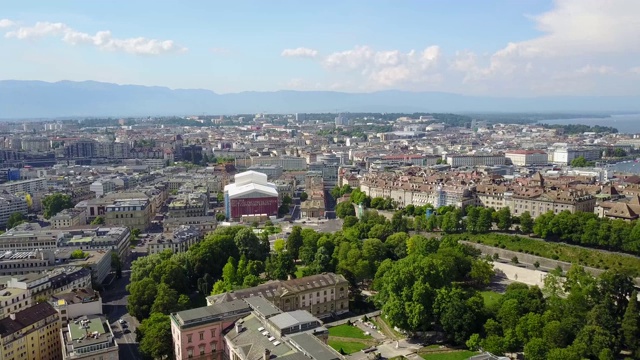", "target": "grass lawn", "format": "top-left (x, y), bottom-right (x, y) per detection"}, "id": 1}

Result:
top-left (328, 324), bottom-right (372, 339)
top-left (328, 340), bottom-right (368, 354)
top-left (480, 290), bottom-right (503, 307)
top-left (458, 233), bottom-right (640, 277)
top-left (295, 266), bottom-right (305, 279)
top-left (421, 350), bottom-right (478, 360)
